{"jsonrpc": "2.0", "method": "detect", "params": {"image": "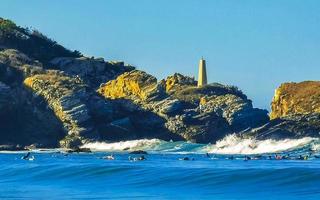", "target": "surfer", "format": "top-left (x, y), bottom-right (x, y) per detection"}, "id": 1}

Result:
top-left (179, 157), bottom-right (190, 161)
top-left (244, 156), bottom-right (251, 161)
top-left (21, 152), bottom-right (35, 160)
top-left (227, 156), bottom-right (234, 160)
top-left (21, 152), bottom-right (31, 160)
top-left (282, 154), bottom-right (290, 160)
top-left (298, 155), bottom-right (309, 160)
top-left (103, 154), bottom-right (115, 160)
top-left (138, 155), bottom-right (146, 161)
top-left (128, 155), bottom-right (146, 161)
top-left (275, 154), bottom-right (282, 160)
top-left (206, 153), bottom-right (211, 158)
